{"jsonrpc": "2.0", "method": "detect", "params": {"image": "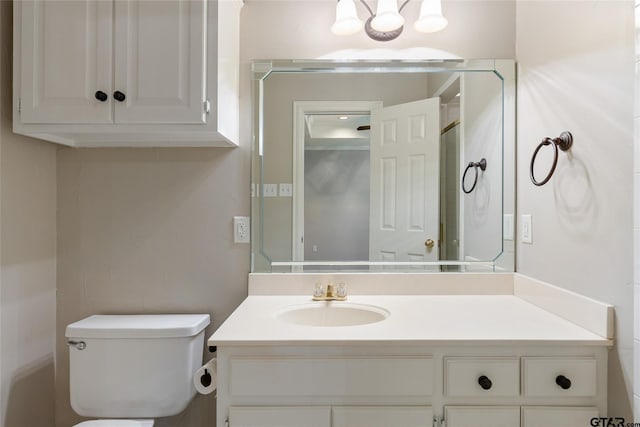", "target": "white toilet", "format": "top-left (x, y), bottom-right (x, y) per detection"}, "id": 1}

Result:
top-left (66, 314), bottom-right (211, 427)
